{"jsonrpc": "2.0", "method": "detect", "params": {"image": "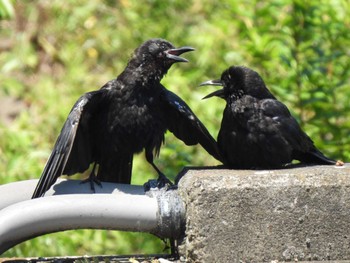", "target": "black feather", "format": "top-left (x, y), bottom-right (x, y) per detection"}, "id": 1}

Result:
top-left (32, 39), bottom-right (219, 198)
top-left (201, 66), bottom-right (336, 169)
